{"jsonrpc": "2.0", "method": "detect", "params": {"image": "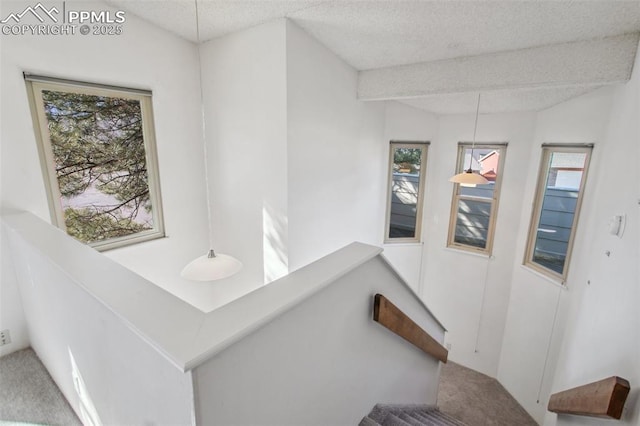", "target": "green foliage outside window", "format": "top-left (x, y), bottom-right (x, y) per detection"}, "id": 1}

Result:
top-left (27, 77), bottom-right (164, 250)
top-left (42, 90), bottom-right (152, 243)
